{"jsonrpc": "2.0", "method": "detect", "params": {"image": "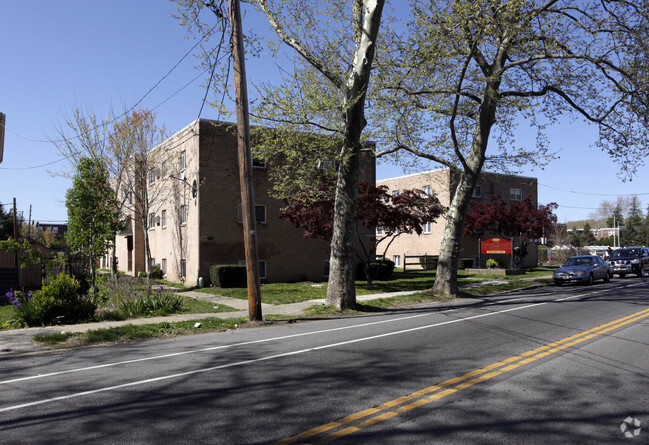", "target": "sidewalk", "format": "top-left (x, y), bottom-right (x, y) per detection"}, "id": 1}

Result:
top-left (0, 280), bottom-right (545, 358)
top-left (0, 289), bottom-right (409, 357)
